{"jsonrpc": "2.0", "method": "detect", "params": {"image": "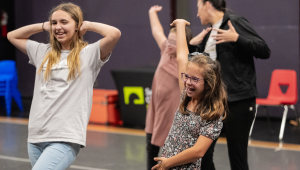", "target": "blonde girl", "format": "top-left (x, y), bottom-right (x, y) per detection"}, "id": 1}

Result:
top-left (7, 2), bottom-right (121, 170)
